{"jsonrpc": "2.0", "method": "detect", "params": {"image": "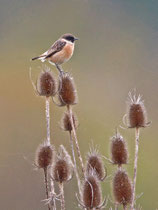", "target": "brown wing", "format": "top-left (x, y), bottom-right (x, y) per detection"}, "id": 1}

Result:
top-left (45, 40), bottom-right (66, 59)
